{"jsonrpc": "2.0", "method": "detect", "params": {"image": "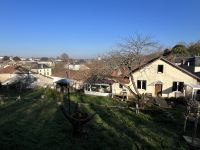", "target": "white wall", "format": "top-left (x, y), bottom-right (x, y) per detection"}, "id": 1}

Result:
top-left (129, 59), bottom-right (198, 97)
